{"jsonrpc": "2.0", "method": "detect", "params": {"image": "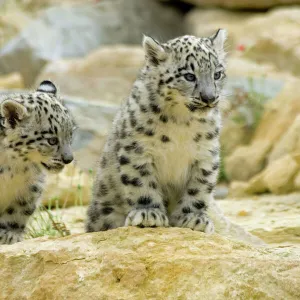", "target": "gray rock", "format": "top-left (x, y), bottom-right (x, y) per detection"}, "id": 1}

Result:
top-left (0, 0), bottom-right (184, 86)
